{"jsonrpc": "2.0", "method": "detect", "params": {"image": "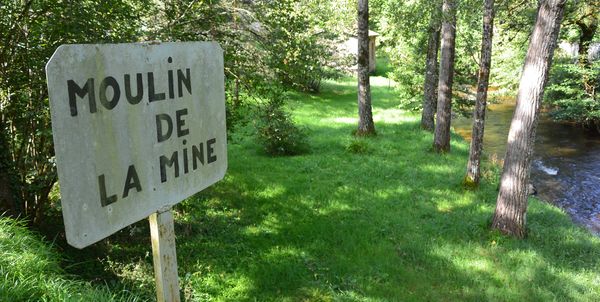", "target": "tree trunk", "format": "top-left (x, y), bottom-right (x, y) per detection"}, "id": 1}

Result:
top-left (421, 4), bottom-right (442, 132)
top-left (433, 0), bottom-right (457, 152)
top-left (492, 0), bottom-right (567, 238)
top-left (576, 6), bottom-right (598, 97)
top-left (465, 0), bottom-right (495, 187)
top-left (357, 0), bottom-right (375, 136)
